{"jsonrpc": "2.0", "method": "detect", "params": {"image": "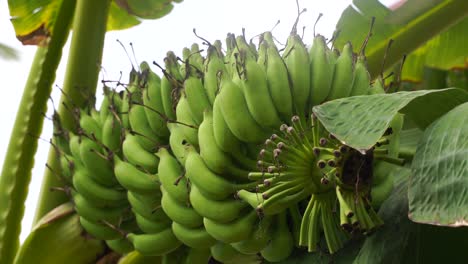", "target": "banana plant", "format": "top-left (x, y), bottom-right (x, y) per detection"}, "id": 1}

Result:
top-left (0, 0), bottom-right (467, 263)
